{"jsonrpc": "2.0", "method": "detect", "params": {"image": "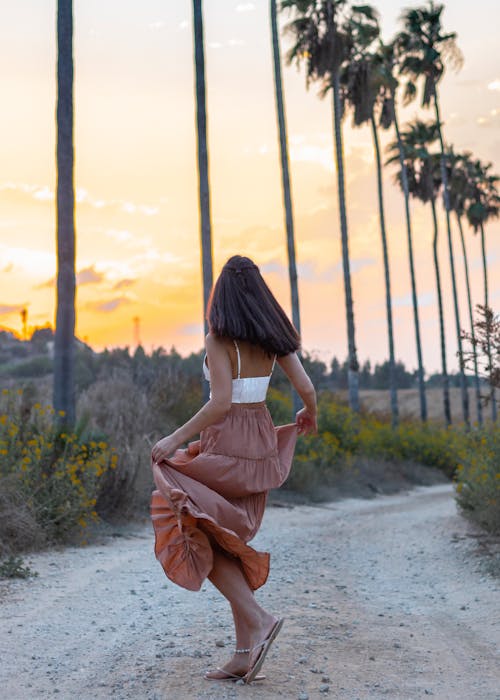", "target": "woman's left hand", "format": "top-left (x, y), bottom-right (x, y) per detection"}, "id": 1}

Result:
top-left (151, 434), bottom-right (181, 464)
